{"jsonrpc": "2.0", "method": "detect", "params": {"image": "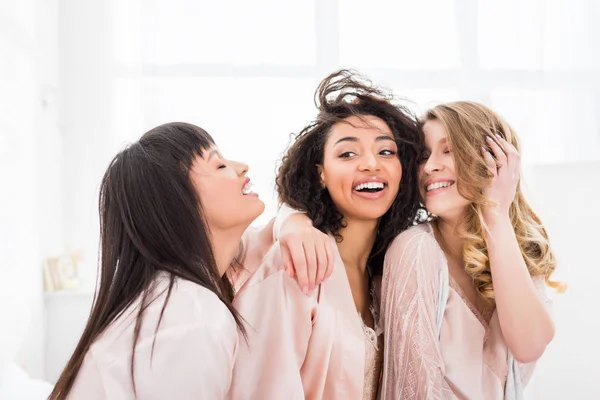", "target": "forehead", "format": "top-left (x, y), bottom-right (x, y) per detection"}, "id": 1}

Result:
top-left (328, 115), bottom-right (393, 141)
top-left (422, 119), bottom-right (447, 147)
top-left (191, 146), bottom-right (220, 169)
